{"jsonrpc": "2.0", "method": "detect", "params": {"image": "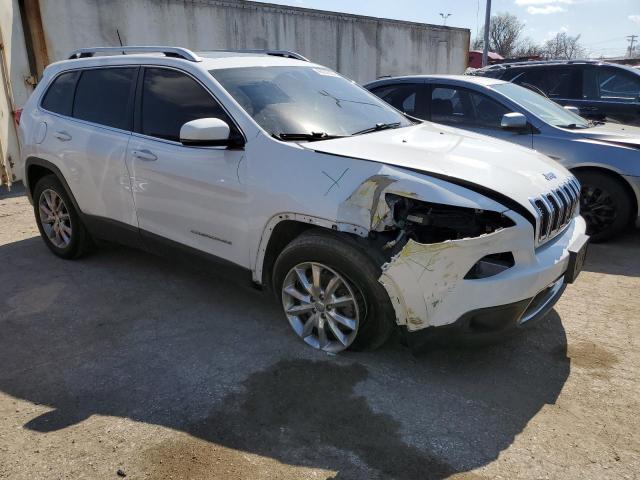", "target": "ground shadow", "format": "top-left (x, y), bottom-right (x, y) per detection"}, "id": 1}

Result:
top-left (0, 236), bottom-right (571, 479)
top-left (582, 228), bottom-right (640, 277)
top-left (0, 181), bottom-right (26, 199)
